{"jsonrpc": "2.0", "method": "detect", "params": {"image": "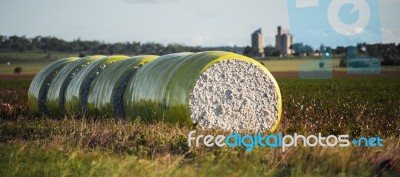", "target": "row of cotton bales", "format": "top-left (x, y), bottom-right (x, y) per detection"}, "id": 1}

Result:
top-left (28, 51), bottom-right (282, 132)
